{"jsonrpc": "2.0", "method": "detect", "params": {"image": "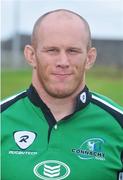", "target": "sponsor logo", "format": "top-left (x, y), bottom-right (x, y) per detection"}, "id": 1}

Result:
top-left (9, 150), bottom-right (37, 155)
top-left (14, 131), bottom-right (36, 150)
top-left (118, 172), bottom-right (123, 180)
top-left (80, 92), bottom-right (86, 103)
top-left (72, 138), bottom-right (105, 160)
top-left (33, 160), bottom-right (70, 180)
